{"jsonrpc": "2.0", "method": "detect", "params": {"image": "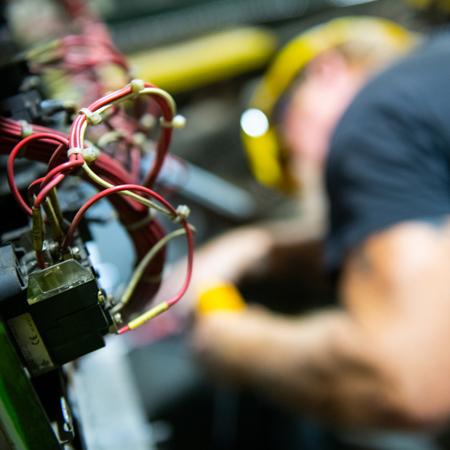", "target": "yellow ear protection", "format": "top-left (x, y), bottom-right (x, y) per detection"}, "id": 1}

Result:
top-left (240, 17), bottom-right (416, 192)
